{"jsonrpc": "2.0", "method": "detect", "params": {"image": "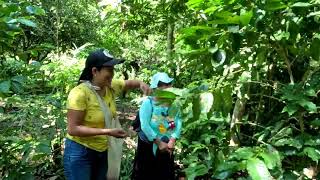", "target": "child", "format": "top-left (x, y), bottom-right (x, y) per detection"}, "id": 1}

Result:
top-left (132, 72), bottom-right (182, 180)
